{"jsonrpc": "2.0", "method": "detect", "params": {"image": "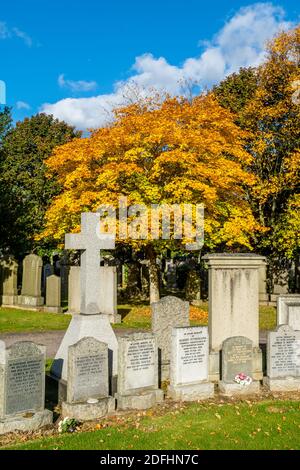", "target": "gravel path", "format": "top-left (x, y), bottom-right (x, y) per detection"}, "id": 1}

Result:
top-left (0, 327), bottom-right (146, 358)
top-left (0, 328), bottom-right (267, 359)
